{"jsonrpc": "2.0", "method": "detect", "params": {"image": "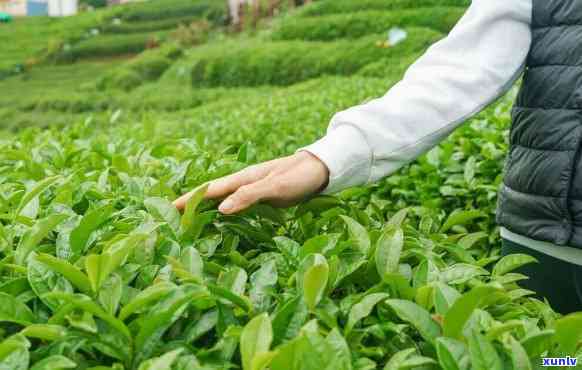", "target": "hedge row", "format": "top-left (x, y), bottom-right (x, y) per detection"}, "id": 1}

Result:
top-left (297, 0), bottom-right (470, 17)
top-left (273, 7), bottom-right (465, 41)
top-left (12, 83), bottom-right (275, 115)
top-left (60, 32), bottom-right (167, 62)
top-left (14, 91), bottom-right (197, 113)
top-left (101, 16), bottom-right (200, 34)
top-left (190, 28), bottom-right (443, 87)
top-left (357, 51), bottom-right (423, 78)
top-left (97, 44), bottom-right (183, 91)
top-left (118, 0), bottom-right (225, 24)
